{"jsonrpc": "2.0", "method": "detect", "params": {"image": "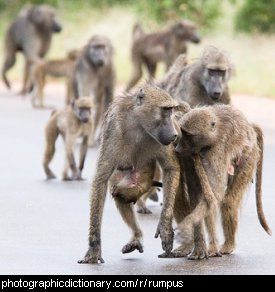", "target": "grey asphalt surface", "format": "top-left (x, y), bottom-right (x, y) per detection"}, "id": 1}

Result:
top-left (0, 83), bottom-right (274, 275)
